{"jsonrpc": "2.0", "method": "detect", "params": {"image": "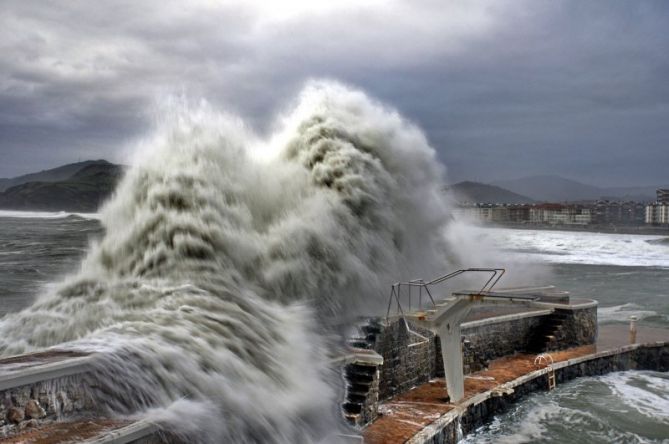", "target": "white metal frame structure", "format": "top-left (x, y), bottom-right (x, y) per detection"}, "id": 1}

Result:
top-left (386, 269), bottom-right (540, 403)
